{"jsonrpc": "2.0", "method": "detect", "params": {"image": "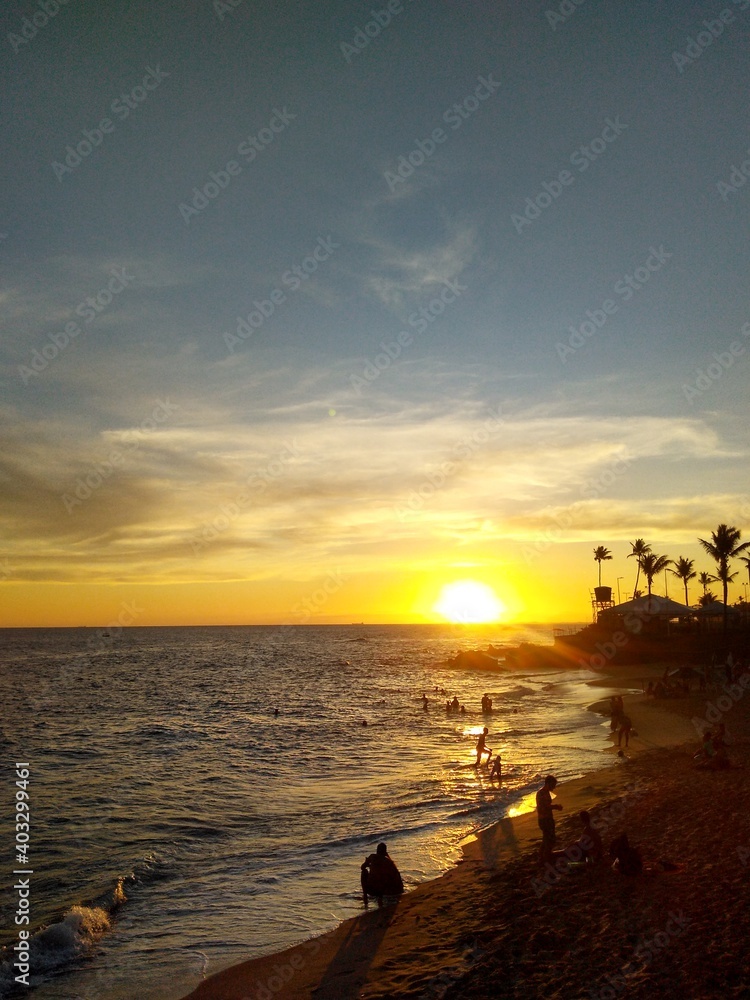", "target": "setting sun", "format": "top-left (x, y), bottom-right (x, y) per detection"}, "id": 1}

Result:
top-left (433, 580), bottom-right (506, 624)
